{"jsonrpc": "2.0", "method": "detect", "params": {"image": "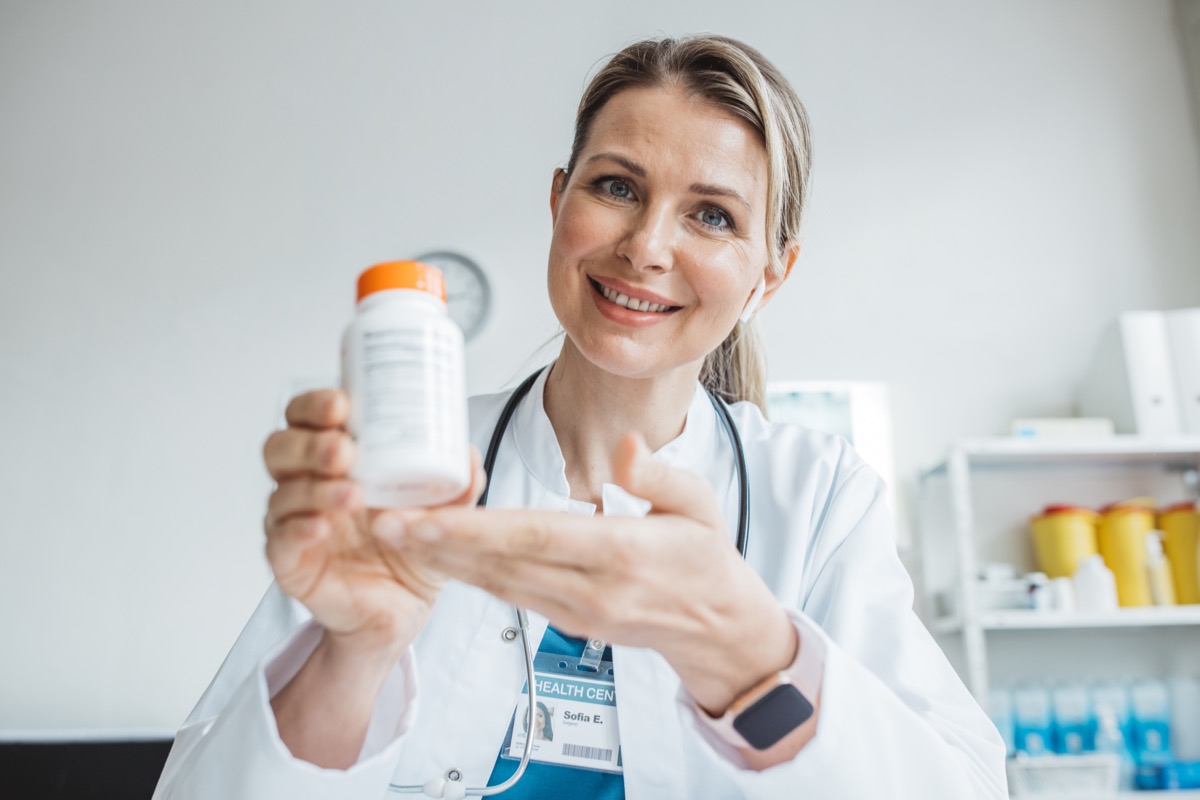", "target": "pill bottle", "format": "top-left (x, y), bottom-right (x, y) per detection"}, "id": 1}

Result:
top-left (342, 260), bottom-right (469, 508)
